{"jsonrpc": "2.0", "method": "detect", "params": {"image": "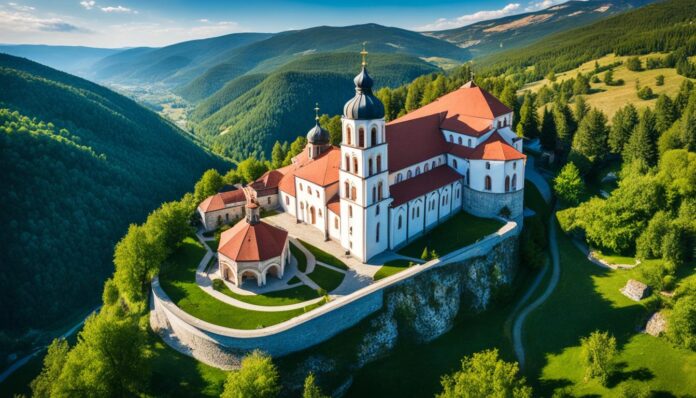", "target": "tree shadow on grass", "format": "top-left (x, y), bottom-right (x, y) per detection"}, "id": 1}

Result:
top-left (606, 361), bottom-right (654, 388)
